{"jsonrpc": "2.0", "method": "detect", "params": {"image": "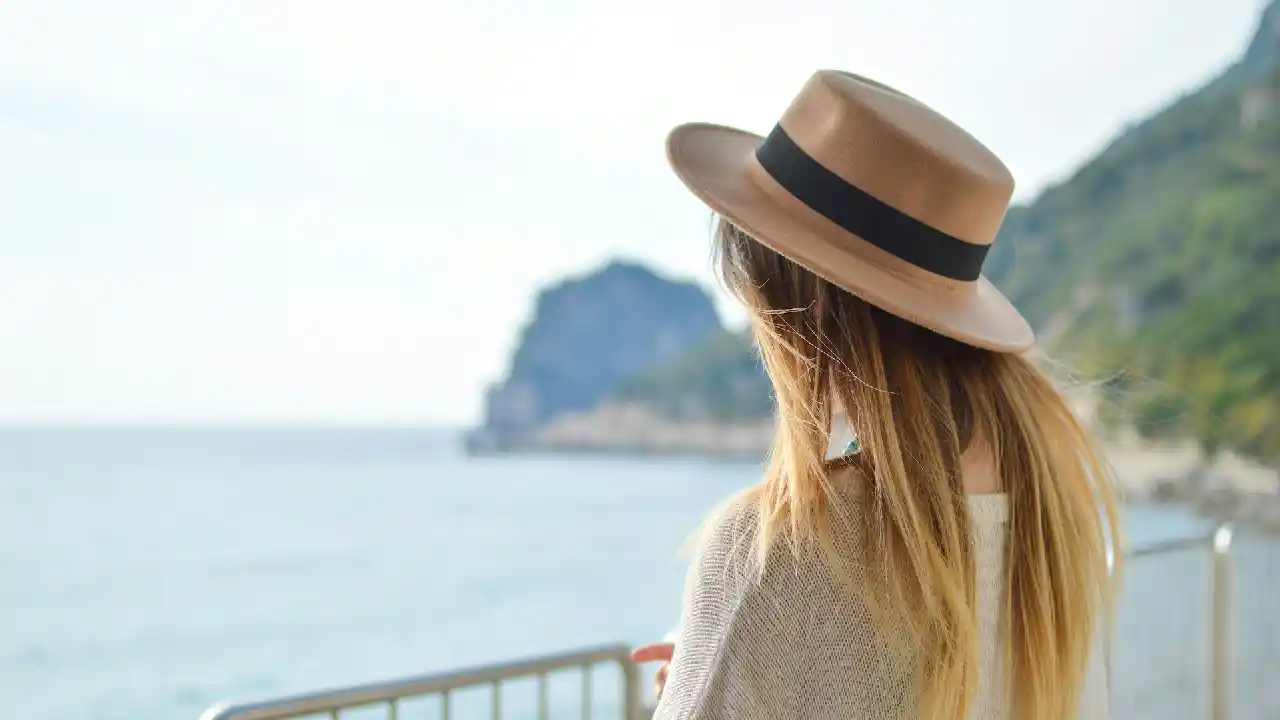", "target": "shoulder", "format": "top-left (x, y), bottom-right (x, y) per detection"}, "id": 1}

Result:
top-left (663, 484), bottom-right (907, 719)
top-left (684, 493), bottom-right (762, 593)
top-left (687, 477), bottom-right (878, 602)
top-left (690, 468), bottom-right (875, 575)
top-left (696, 493), bottom-right (761, 552)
